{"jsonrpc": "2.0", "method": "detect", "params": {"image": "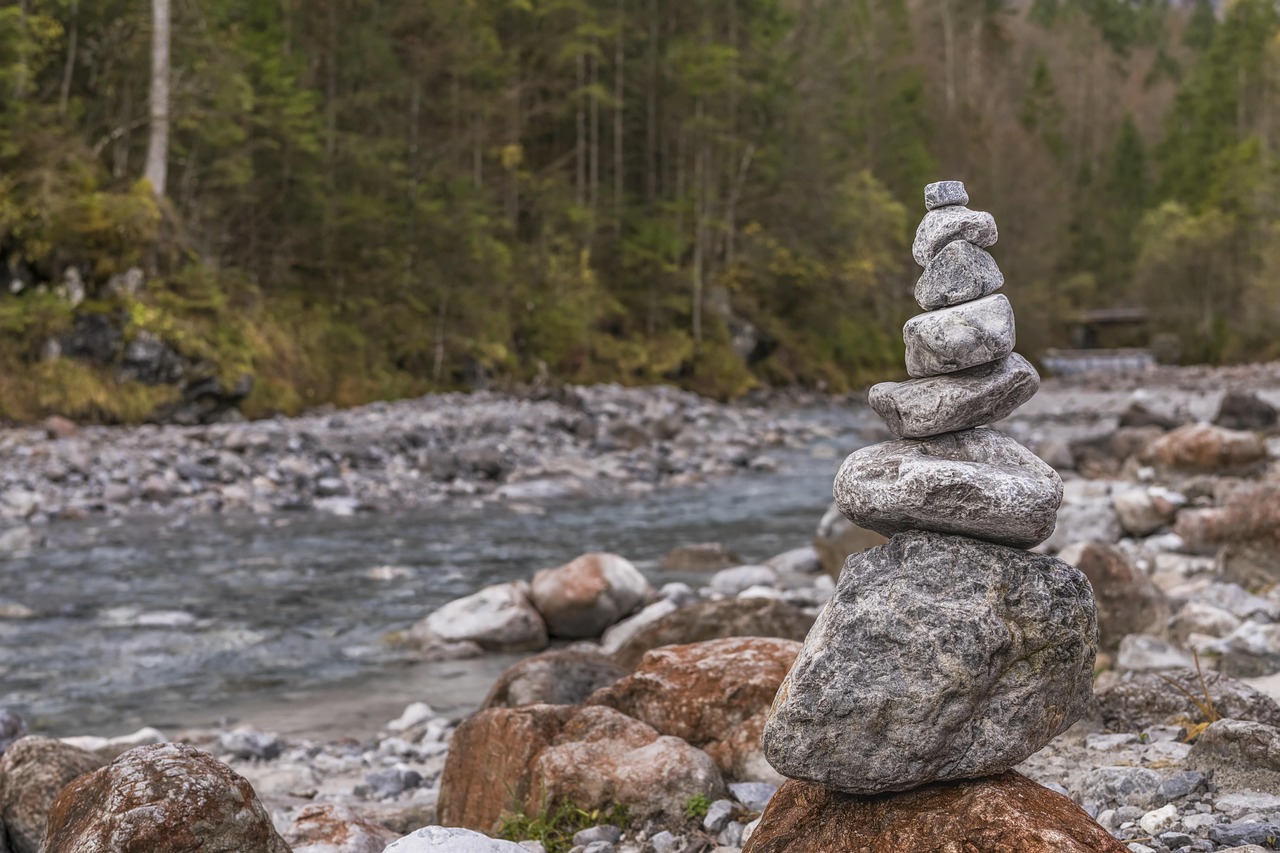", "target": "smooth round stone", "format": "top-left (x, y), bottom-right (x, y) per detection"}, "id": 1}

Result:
top-left (924, 180), bottom-right (969, 211)
top-left (761, 531), bottom-right (1097, 795)
top-left (912, 206), bottom-right (997, 266)
top-left (869, 354), bottom-right (1039, 439)
top-left (833, 426), bottom-right (1063, 549)
top-left (915, 240), bottom-right (1003, 311)
top-left (903, 294), bottom-right (1014, 379)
